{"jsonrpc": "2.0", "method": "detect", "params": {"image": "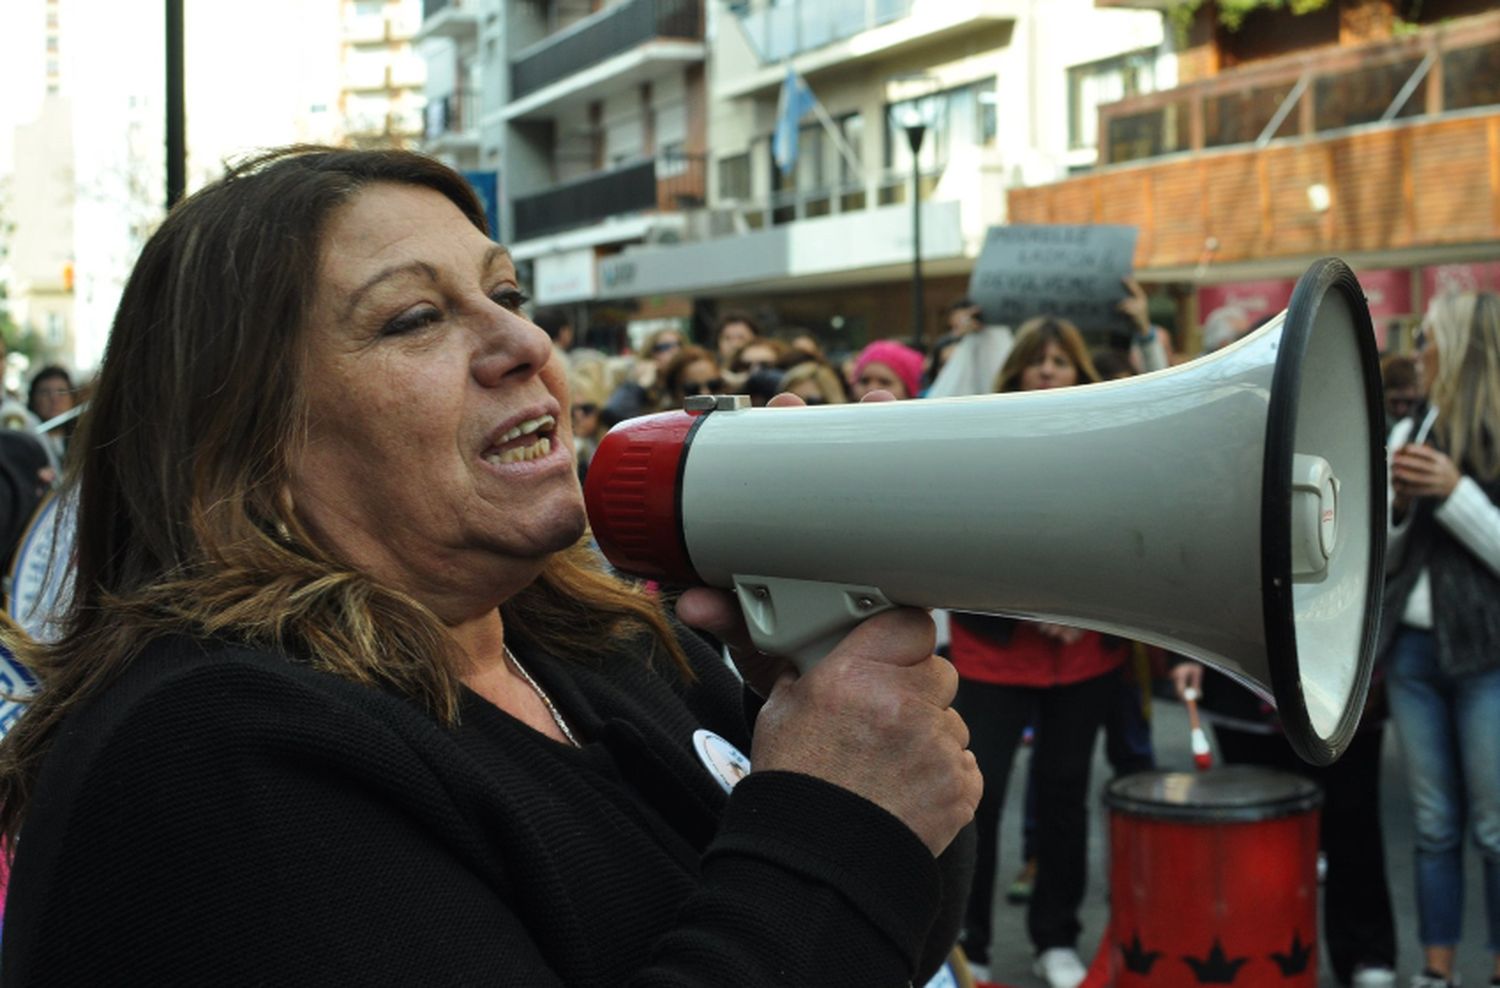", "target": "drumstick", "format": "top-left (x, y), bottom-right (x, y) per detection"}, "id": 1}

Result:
top-left (1182, 687), bottom-right (1213, 771)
